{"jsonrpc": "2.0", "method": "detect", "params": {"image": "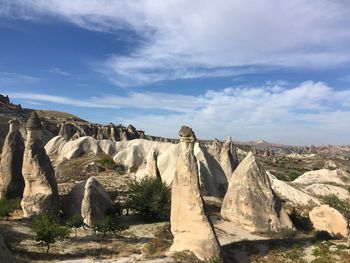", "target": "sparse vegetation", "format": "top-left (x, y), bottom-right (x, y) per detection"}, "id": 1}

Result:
top-left (66, 215), bottom-right (86, 236)
top-left (126, 176), bottom-right (171, 221)
top-left (0, 198), bottom-right (21, 218)
top-left (31, 213), bottom-right (70, 253)
top-left (320, 194), bottom-right (350, 219)
top-left (266, 227), bottom-right (296, 239)
top-left (93, 215), bottom-right (127, 238)
top-left (98, 155), bottom-right (116, 170)
top-left (143, 224), bottom-right (173, 258)
top-left (285, 244), bottom-right (304, 261)
top-left (205, 256), bottom-right (221, 263)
